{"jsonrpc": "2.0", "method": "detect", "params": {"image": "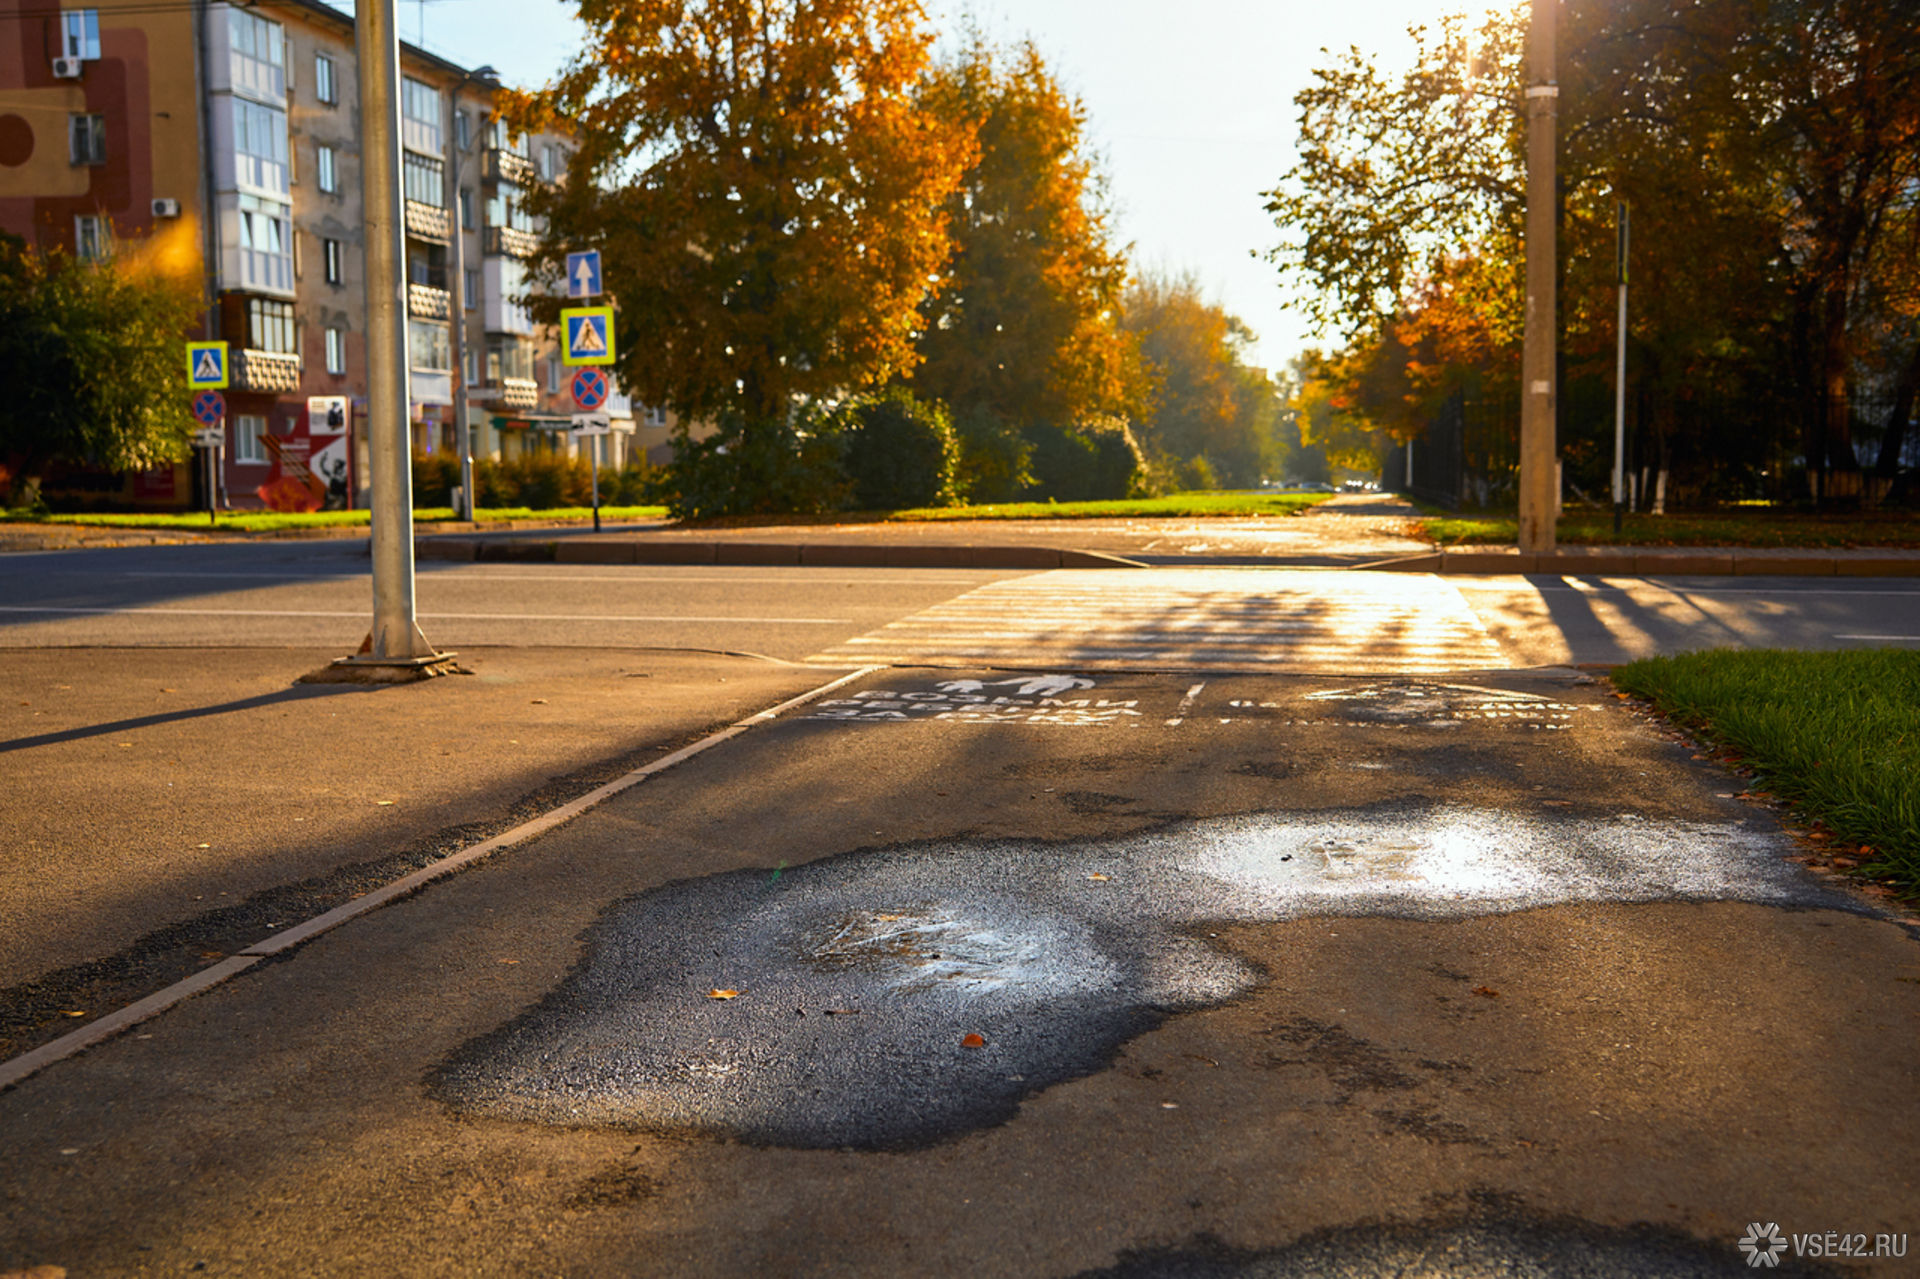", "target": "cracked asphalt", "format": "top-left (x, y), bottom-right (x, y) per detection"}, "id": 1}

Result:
top-left (4, 665), bottom-right (1918, 1277)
